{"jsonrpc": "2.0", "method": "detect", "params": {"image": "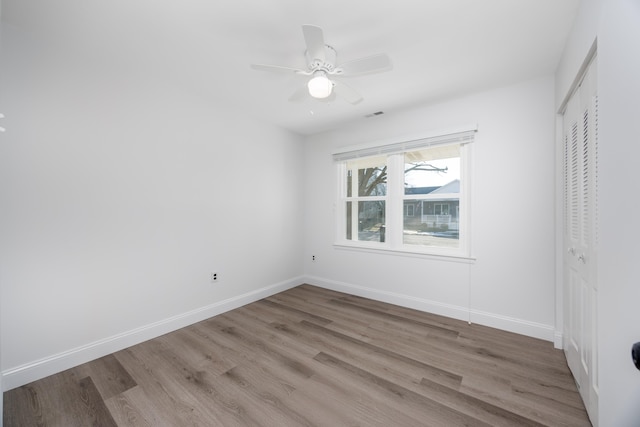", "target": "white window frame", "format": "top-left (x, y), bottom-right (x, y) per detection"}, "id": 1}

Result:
top-left (333, 126), bottom-right (476, 261)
